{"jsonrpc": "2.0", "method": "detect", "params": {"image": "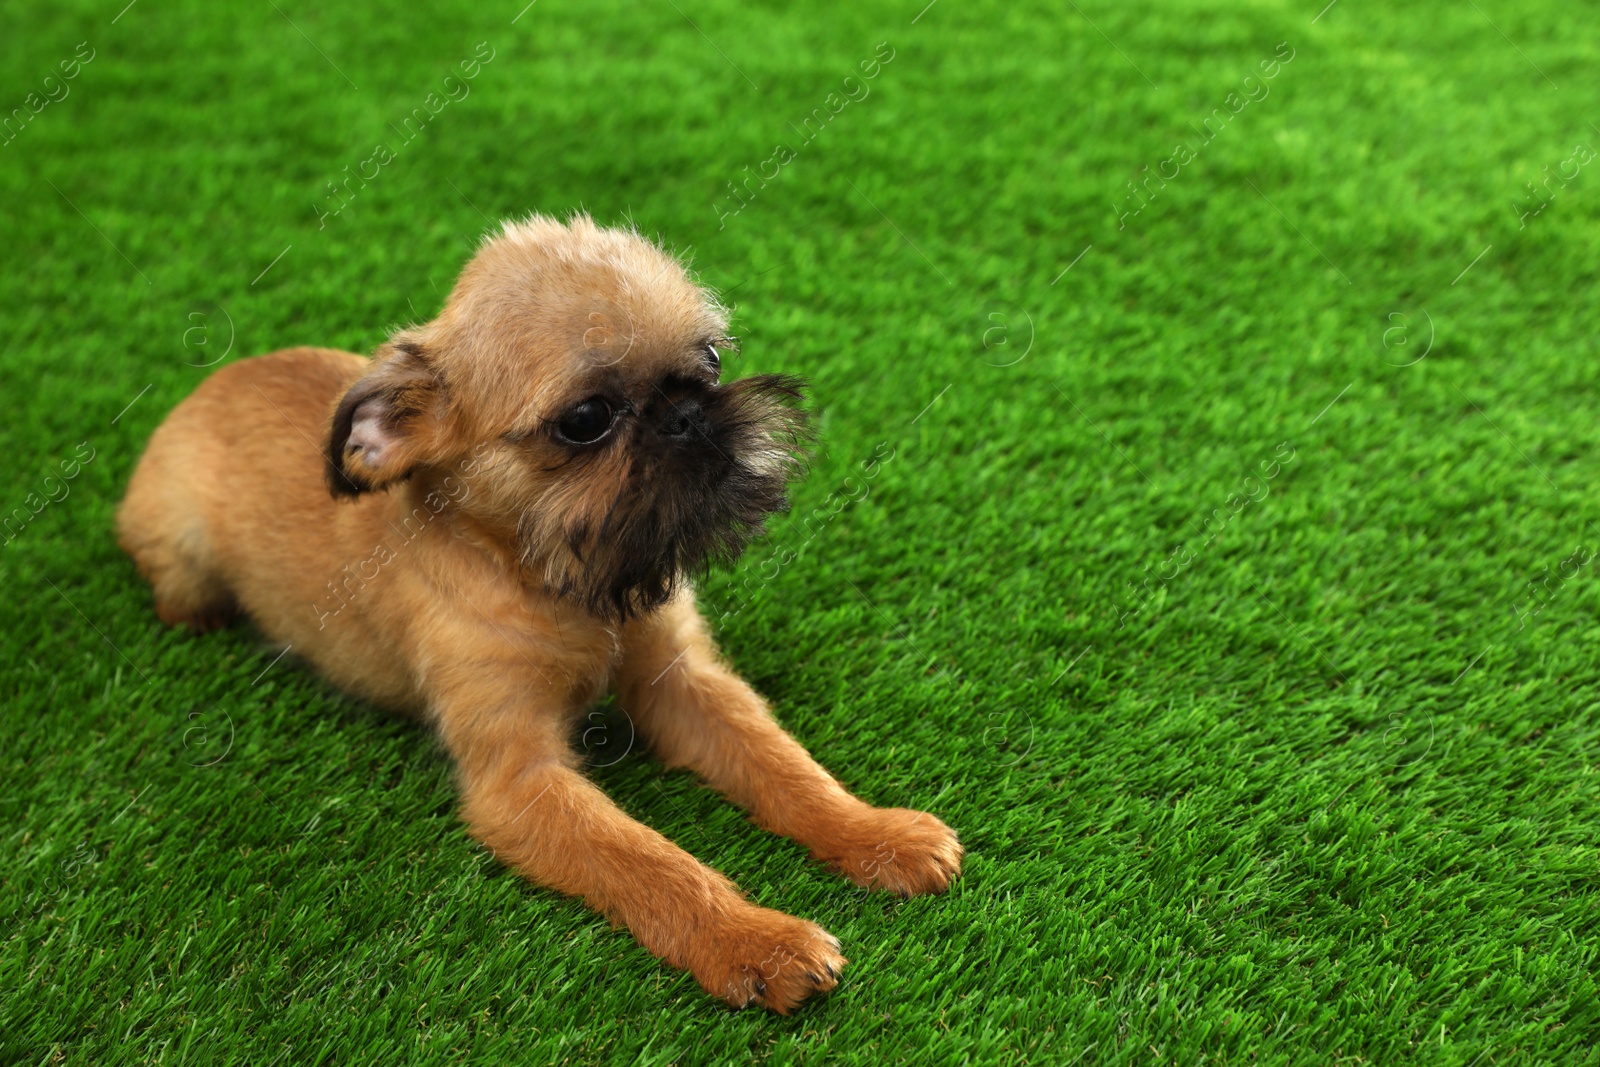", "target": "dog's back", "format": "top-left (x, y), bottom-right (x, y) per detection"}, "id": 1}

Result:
top-left (118, 347), bottom-right (361, 625)
top-left (117, 348), bottom-right (423, 708)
